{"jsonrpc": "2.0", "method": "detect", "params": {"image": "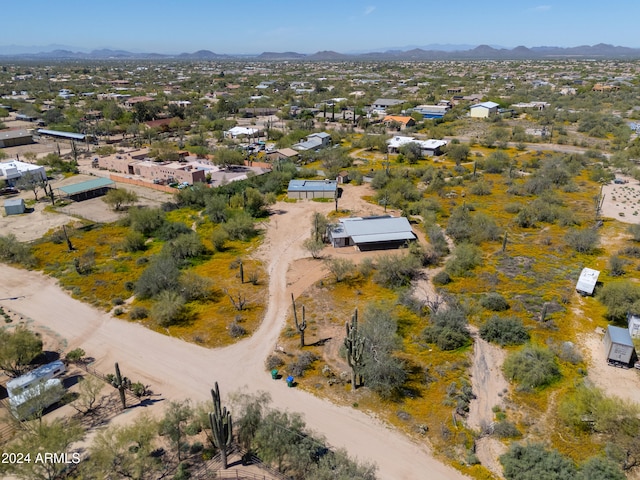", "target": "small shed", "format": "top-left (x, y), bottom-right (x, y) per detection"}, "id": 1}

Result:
top-left (287, 179), bottom-right (337, 199)
top-left (576, 268), bottom-right (600, 296)
top-left (628, 313), bottom-right (640, 339)
top-left (603, 325), bottom-right (636, 367)
top-left (4, 198), bottom-right (25, 215)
